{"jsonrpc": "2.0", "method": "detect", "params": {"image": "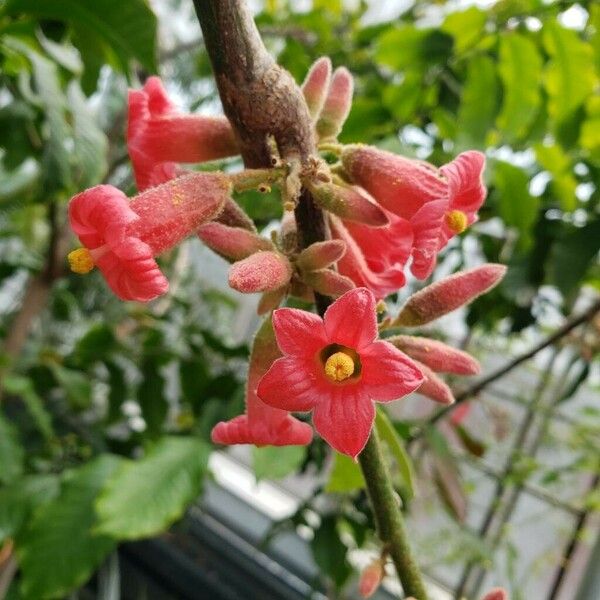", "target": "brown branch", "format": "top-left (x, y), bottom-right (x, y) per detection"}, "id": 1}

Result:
top-left (408, 297), bottom-right (600, 441)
